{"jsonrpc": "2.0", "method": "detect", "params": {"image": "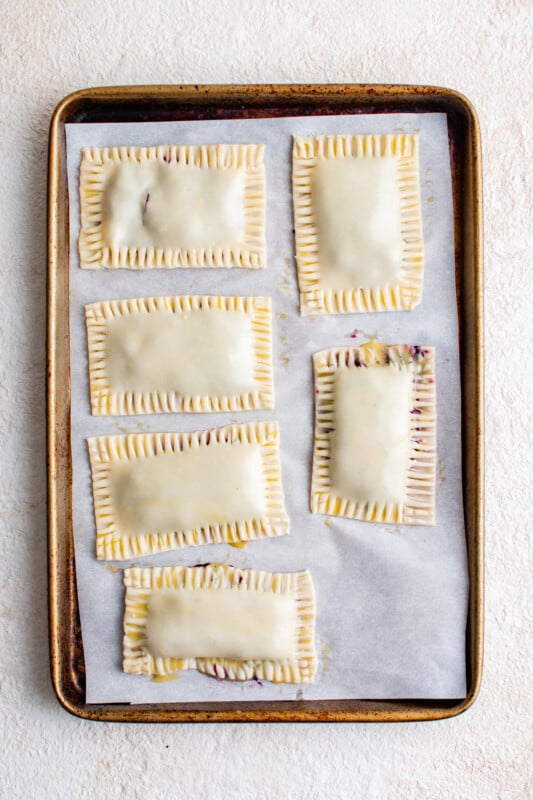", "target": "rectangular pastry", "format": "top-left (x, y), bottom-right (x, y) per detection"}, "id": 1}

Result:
top-left (293, 134), bottom-right (424, 315)
top-left (79, 144), bottom-right (265, 269)
top-left (88, 422), bottom-right (289, 560)
top-left (85, 295), bottom-right (274, 415)
top-left (311, 343), bottom-right (436, 525)
top-left (123, 564), bottom-right (317, 683)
